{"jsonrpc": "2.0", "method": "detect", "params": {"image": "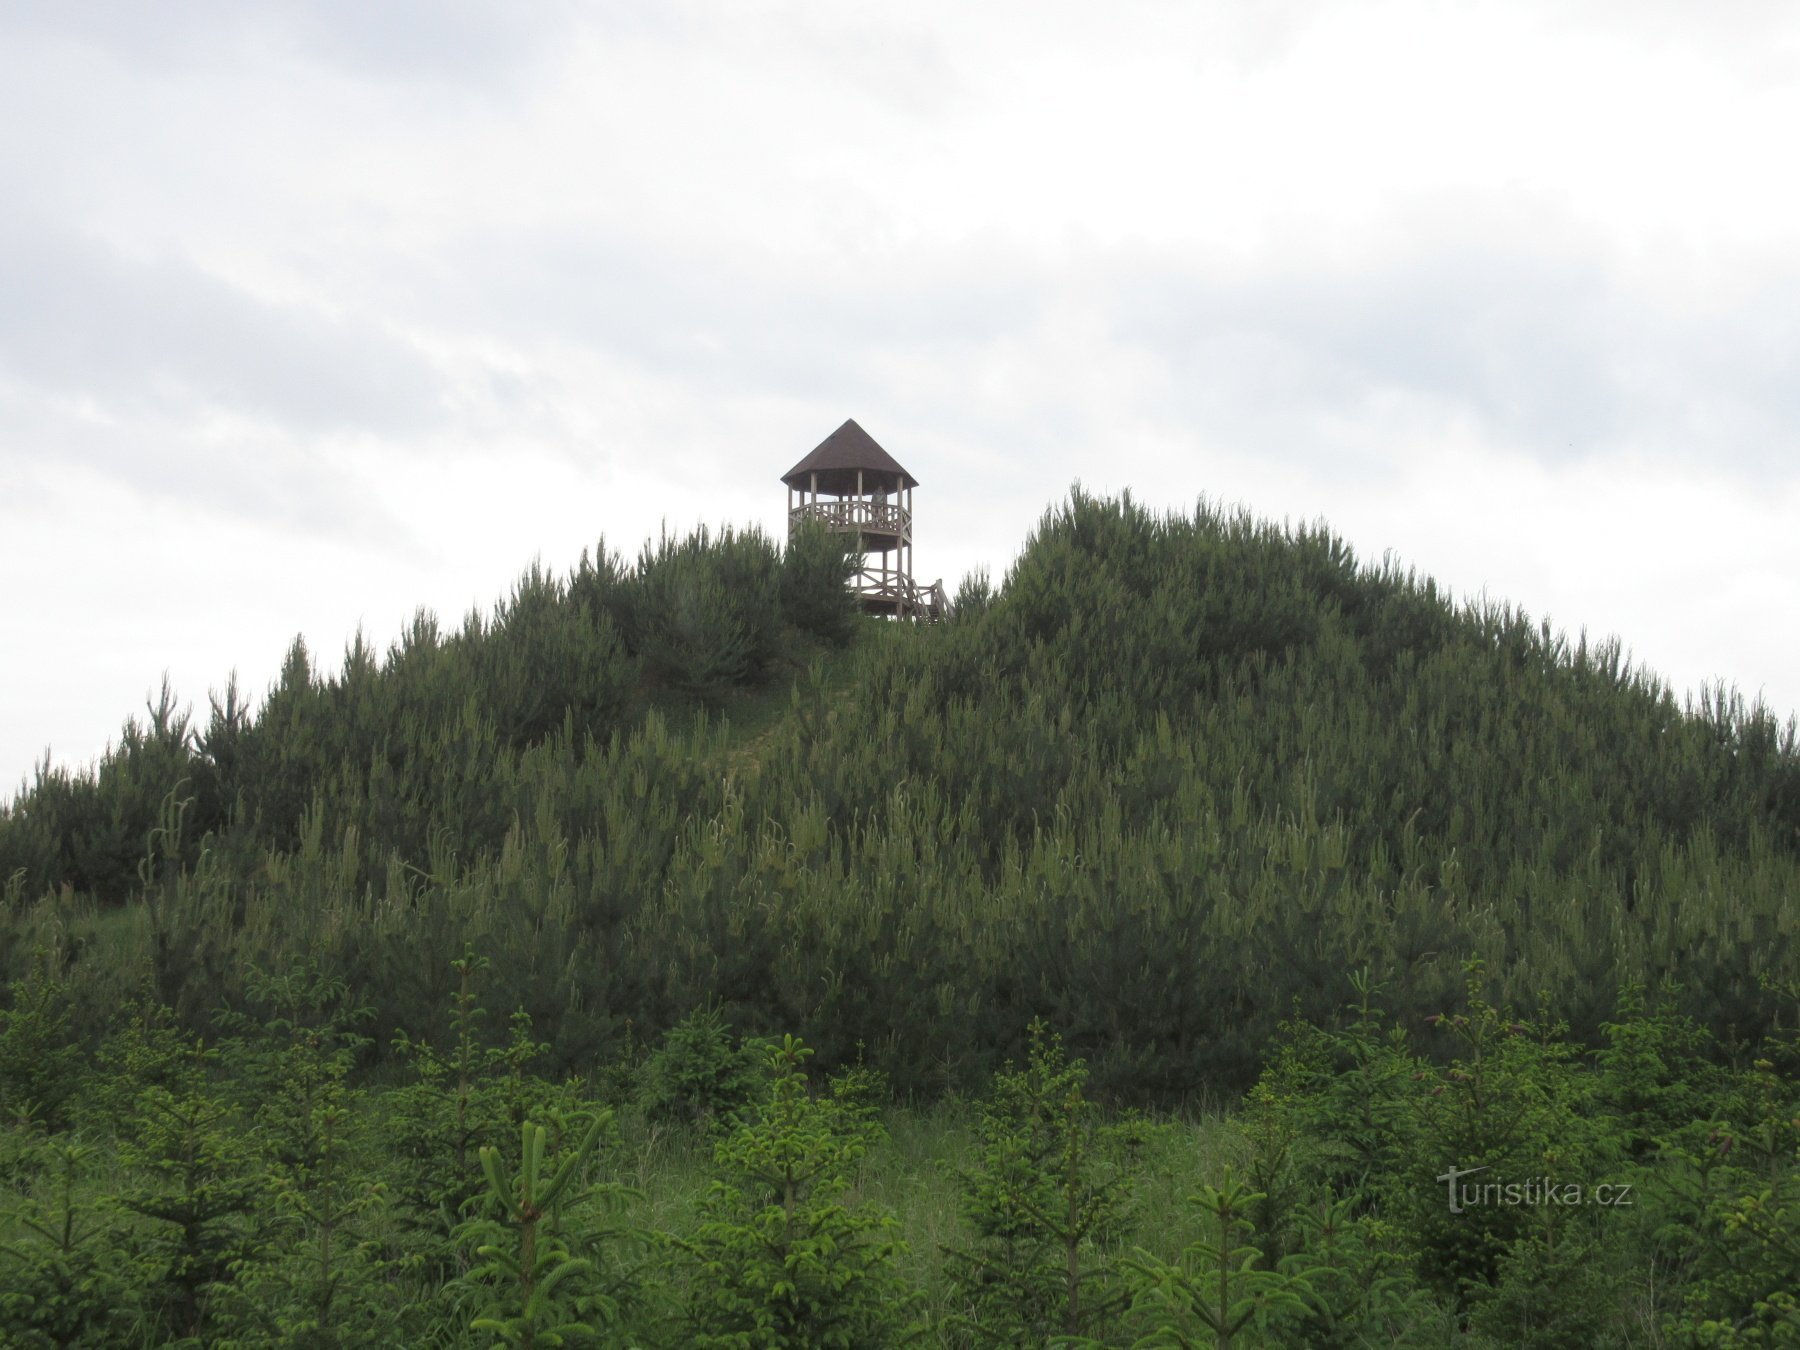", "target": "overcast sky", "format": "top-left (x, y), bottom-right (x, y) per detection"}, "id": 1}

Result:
top-left (4, 1), bottom-right (1799, 793)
